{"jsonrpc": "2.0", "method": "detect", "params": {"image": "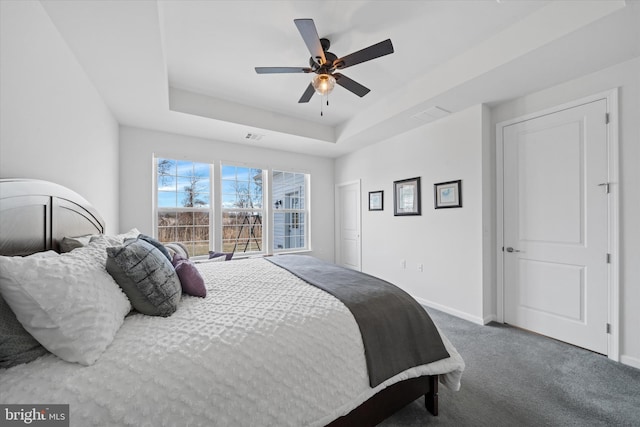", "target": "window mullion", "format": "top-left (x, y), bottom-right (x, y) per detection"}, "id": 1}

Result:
top-left (266, 168), bottom-right (273, 256)
top-left (215, 161), bottom-right (223, 253)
